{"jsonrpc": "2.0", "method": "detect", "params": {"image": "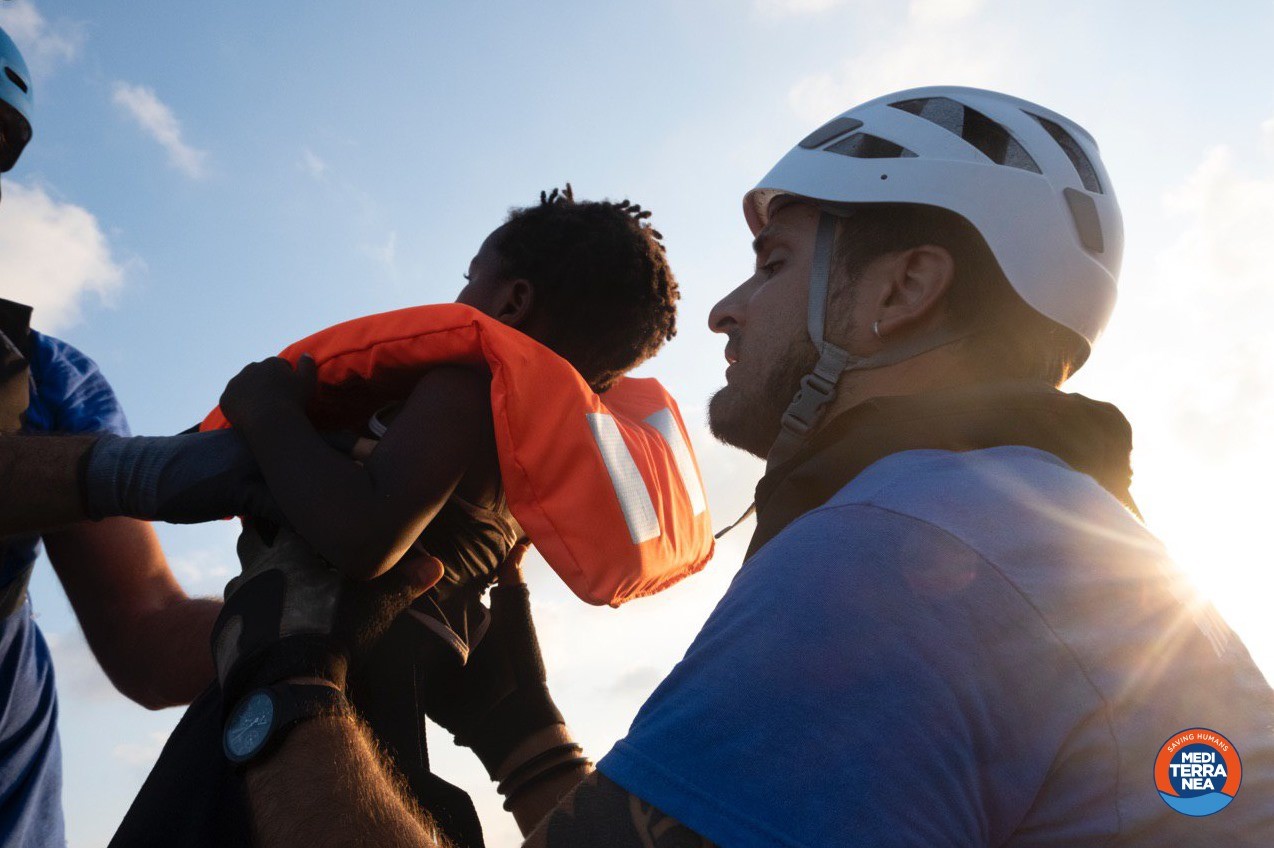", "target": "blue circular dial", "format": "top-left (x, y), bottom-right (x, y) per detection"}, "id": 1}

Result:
top-left (225, 690), bottom-right (276, 761)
